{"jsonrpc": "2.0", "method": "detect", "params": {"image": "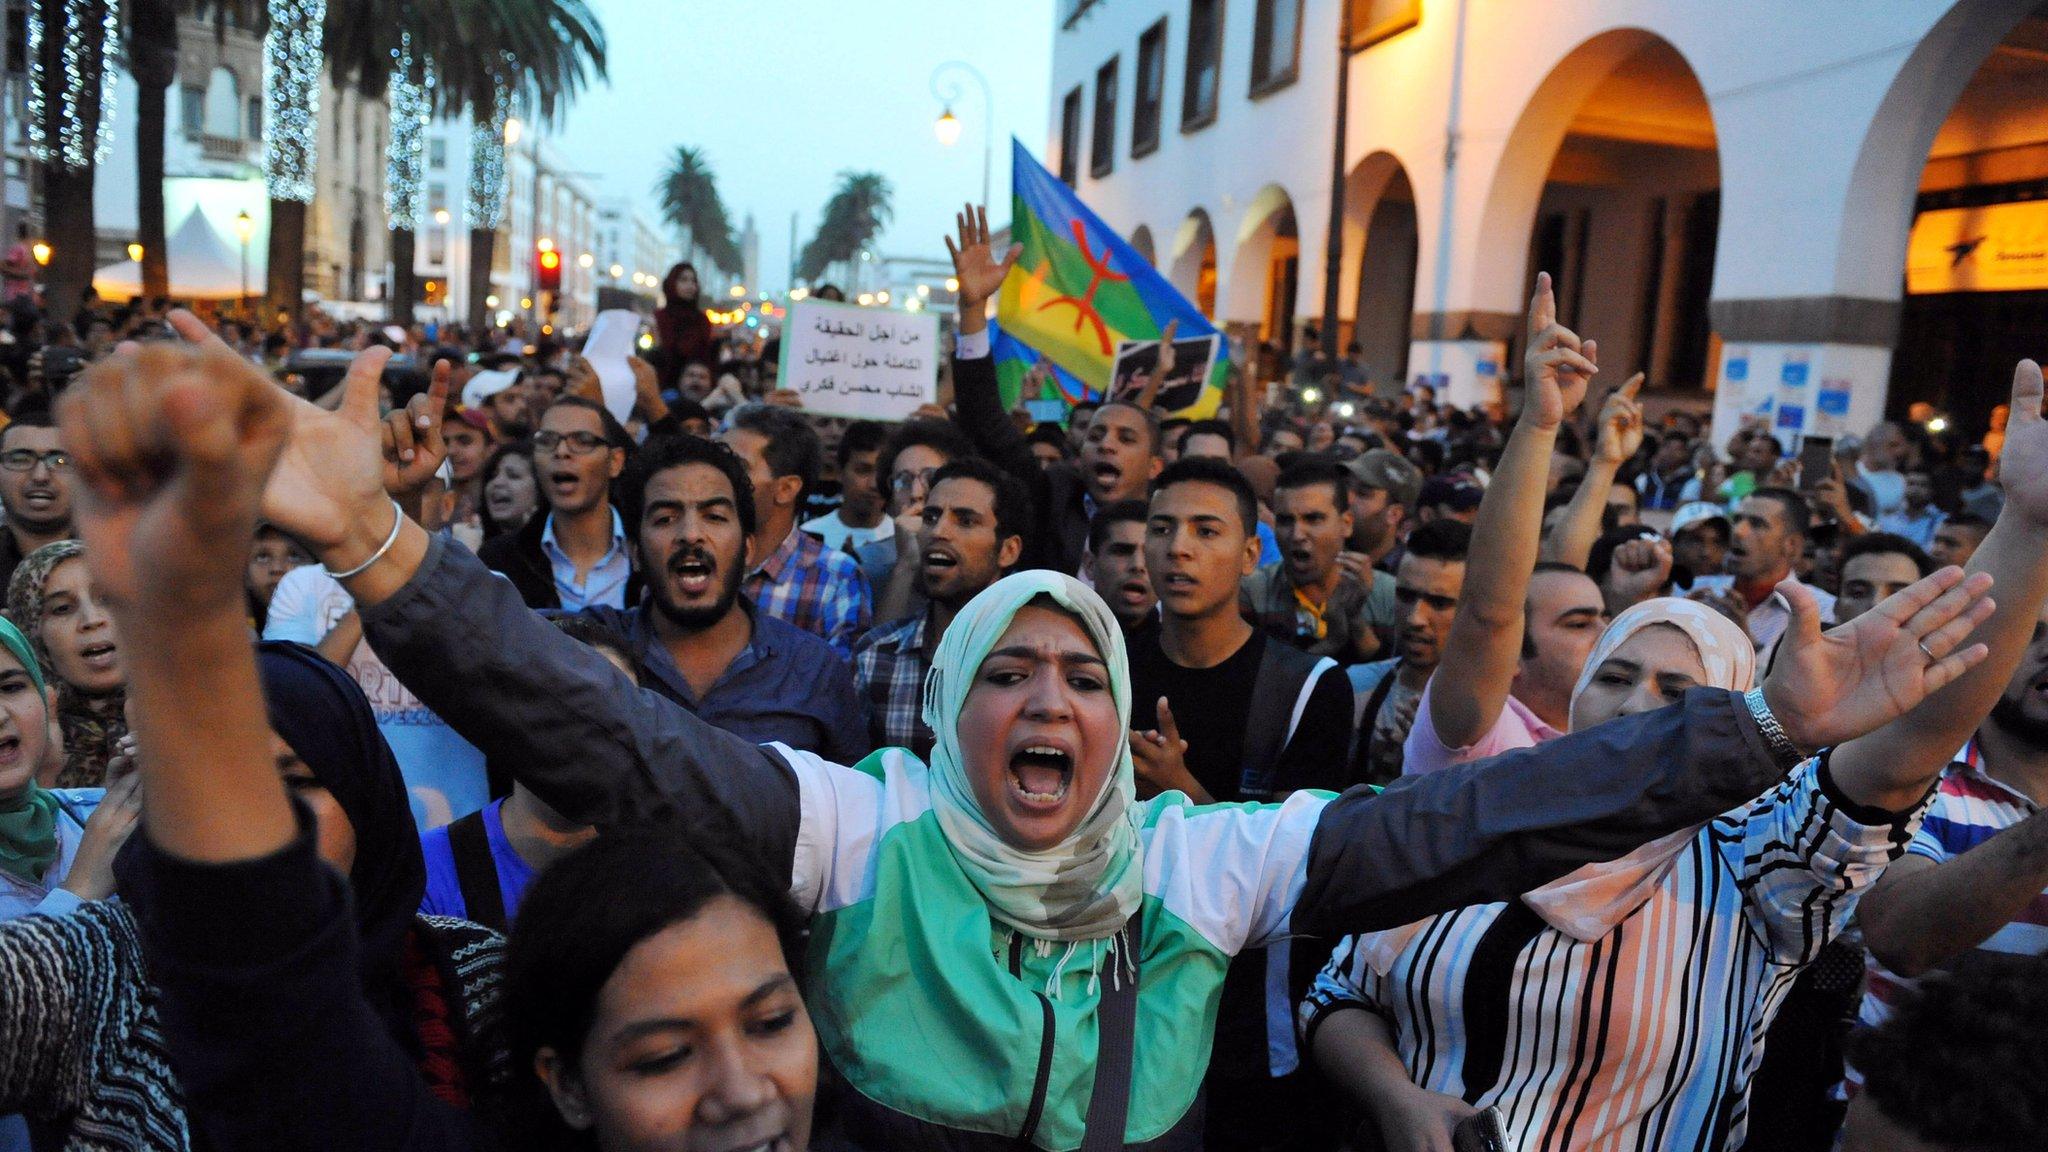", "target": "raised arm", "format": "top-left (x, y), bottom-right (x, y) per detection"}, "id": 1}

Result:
top-left (943, 204), bottom-right (1036, 478)
top-left (1428, 273), bottom-right (1600, 747)
top-left (1826, 360), bottom-right (2048, 812)
top-left (1293, 563), bottom-right (1993, 937)
top-left (1541, 373), bottom-right (1644, 568)
top-left (165, 314), bottom-right (802, 853)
